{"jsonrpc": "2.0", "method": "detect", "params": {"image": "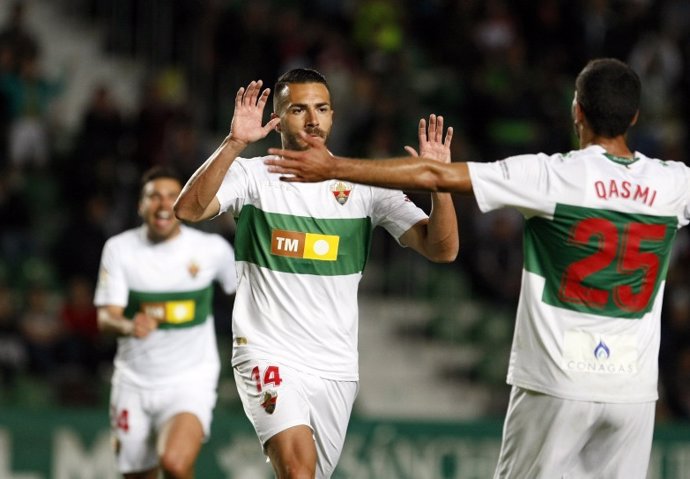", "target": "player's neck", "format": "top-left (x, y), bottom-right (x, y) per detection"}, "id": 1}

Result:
top-left (581, 134), bottom-right (633, 159)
